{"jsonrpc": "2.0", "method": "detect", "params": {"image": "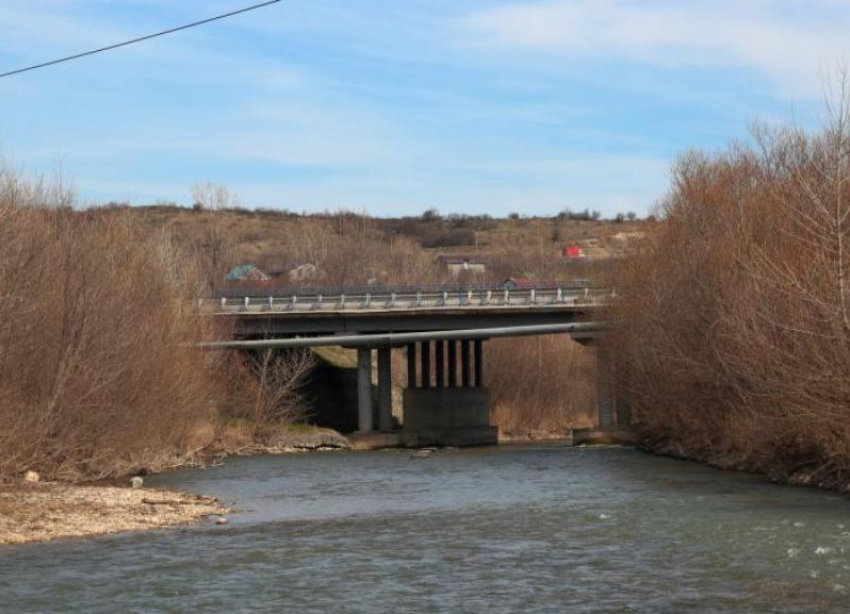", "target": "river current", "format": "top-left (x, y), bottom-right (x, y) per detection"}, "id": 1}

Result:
top-left (2, 446), bottom-right (849, 613)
